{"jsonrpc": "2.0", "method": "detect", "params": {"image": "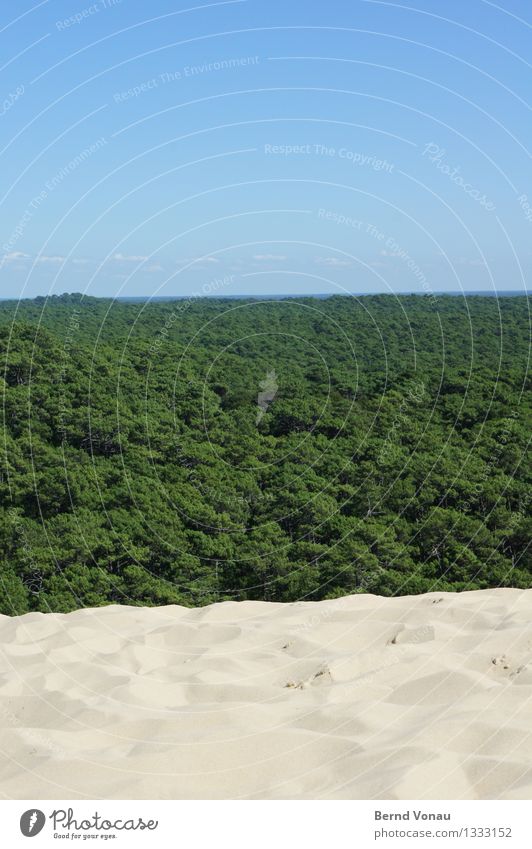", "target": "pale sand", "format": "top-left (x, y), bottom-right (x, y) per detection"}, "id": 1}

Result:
top-left (1, 589), bottom-right (532, 799)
